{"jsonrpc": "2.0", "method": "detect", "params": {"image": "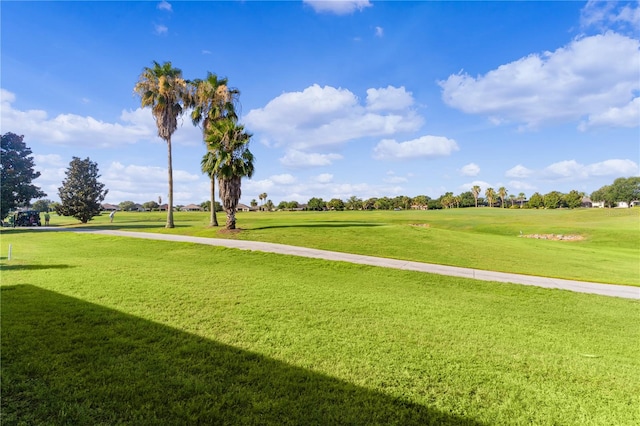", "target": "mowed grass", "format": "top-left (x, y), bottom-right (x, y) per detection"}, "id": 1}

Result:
top-left (47, 207), bottom-right (640, 285)
top-left (2, 231), bottom-right (639, 425)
